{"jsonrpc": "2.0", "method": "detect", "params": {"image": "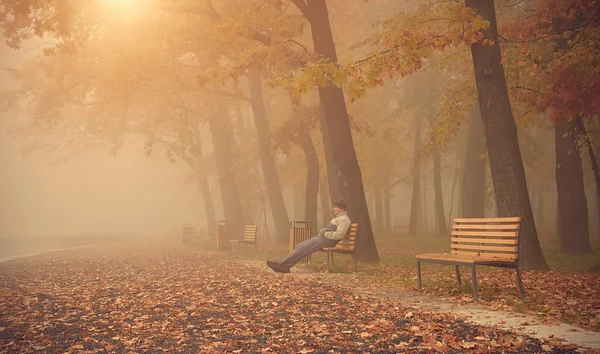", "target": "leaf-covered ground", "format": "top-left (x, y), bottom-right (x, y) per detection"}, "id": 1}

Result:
top-left (299, 245), bottom-right (600, 333)
top-left (0, 241), bottom-right (586, 353)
